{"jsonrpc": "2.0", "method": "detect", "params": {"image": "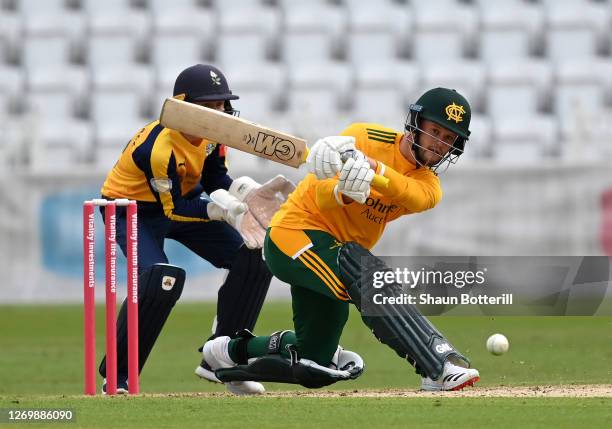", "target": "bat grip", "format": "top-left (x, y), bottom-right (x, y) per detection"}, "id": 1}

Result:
top-left (372, 174), bottom-right (389, 188)
top-left (341, 150), bottom-right (389, 189)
